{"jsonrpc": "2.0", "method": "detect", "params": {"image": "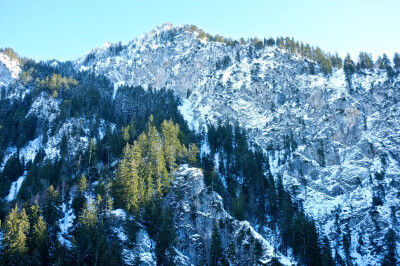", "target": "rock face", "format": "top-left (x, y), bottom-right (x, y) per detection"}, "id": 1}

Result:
top-left (165, 165), bottom-right (292, 265)
top-left (78, 23), bottom-right (400, 264)
top-left (1, 23), bottom-right (399, 264)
